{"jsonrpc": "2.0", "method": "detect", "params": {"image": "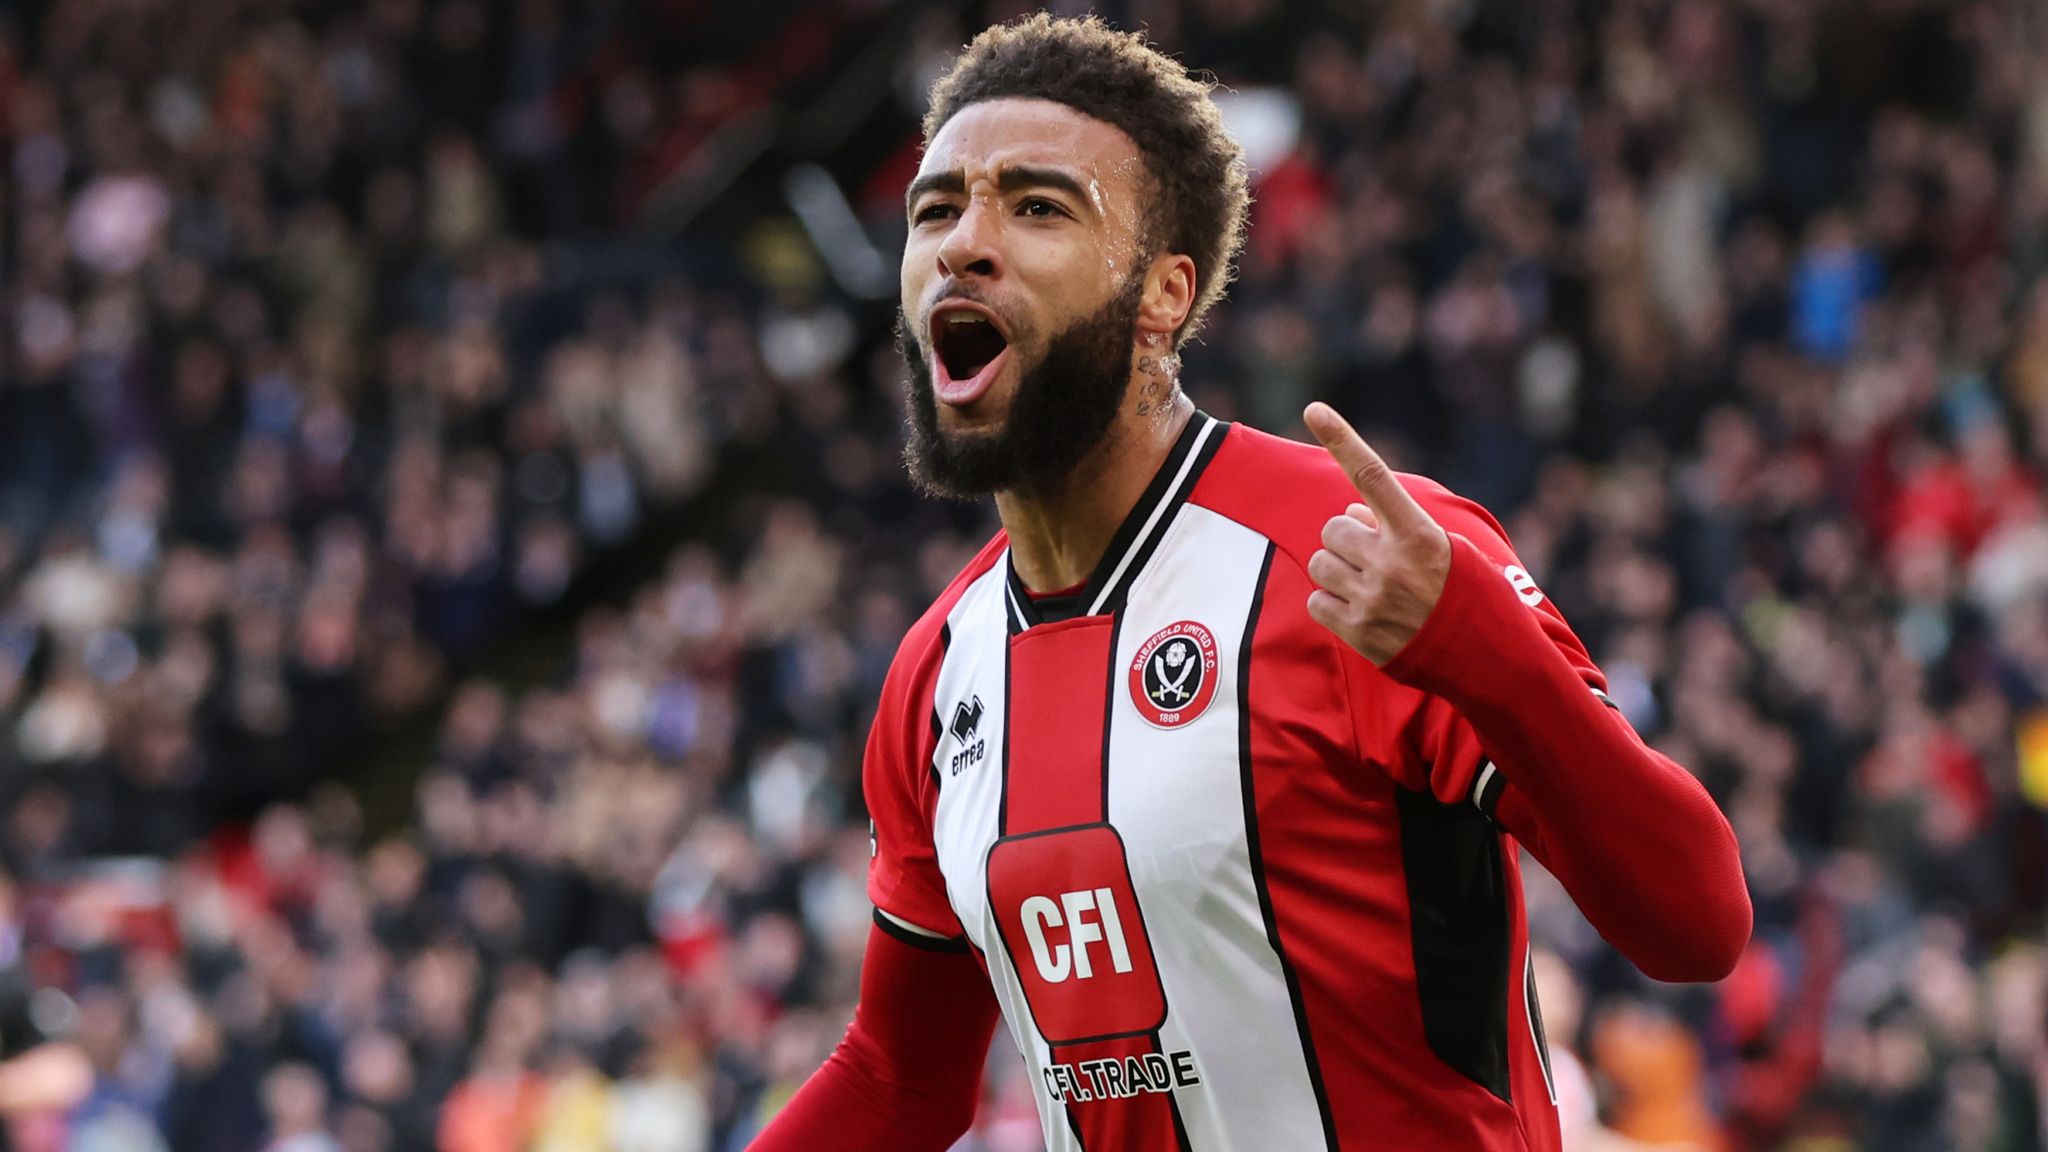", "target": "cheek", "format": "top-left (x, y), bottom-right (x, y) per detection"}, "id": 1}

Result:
top-left (901, 244), bottom-right (929, 314)
top-left (1015, 236), bottom-right (1121, 316)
